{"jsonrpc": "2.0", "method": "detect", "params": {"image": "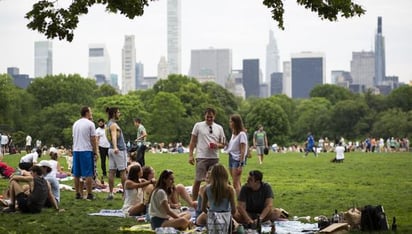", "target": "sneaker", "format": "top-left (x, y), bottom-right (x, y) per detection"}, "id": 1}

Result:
top-left (2, 204), bottom-right (16, 213)
top-left (0, 199), bottom-right (9, 207)
top-left (75, 193), bottom-right (82, 199)
top-left (86, 194), bottom-right (96, 201)
top-left (106, 194), bottom-right (114, 200)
